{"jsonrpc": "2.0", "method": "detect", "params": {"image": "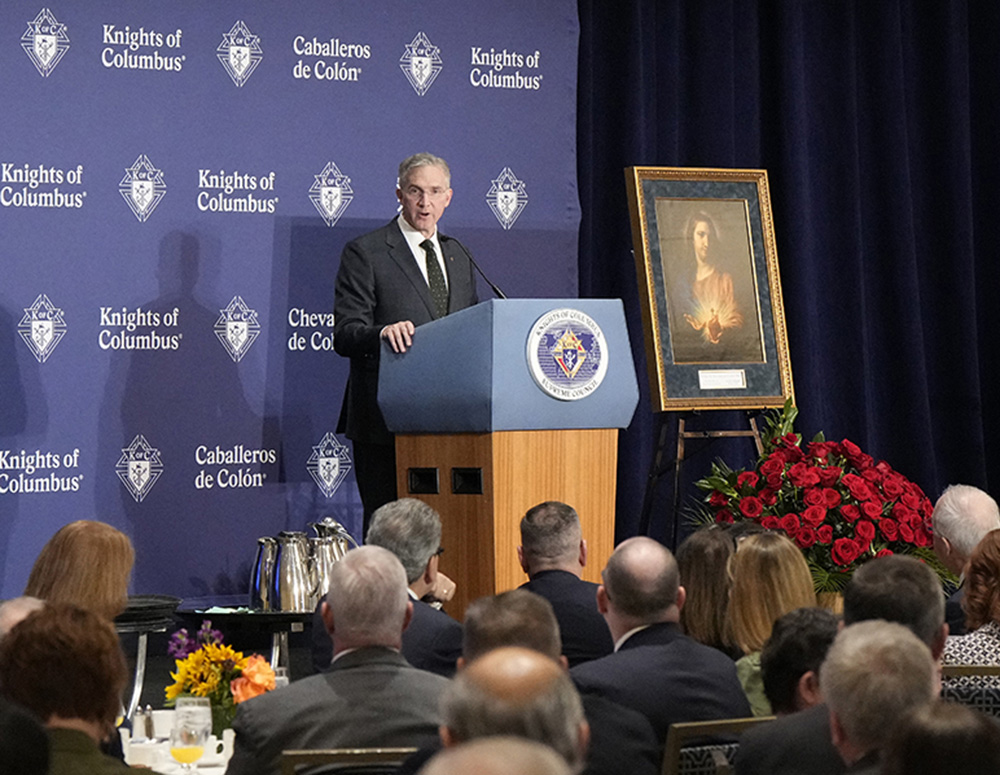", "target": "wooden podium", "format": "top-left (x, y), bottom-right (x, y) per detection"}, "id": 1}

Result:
top-left (379, 299), bottom-right (639, 617)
